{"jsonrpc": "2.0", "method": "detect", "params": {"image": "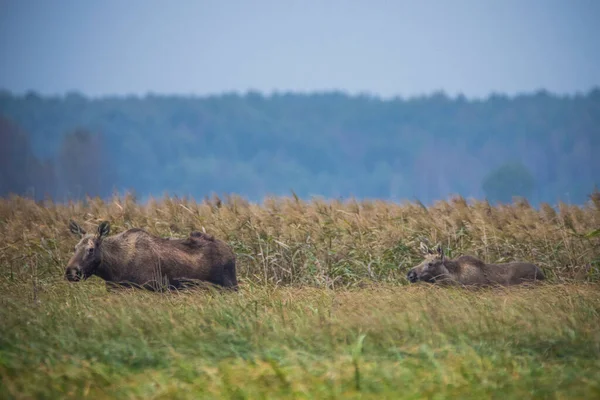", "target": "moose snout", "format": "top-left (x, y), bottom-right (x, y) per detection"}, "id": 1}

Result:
top-left (65, 266), bottom-right (82, 282)
top-left (407, 269), bottom-right (418, 283)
